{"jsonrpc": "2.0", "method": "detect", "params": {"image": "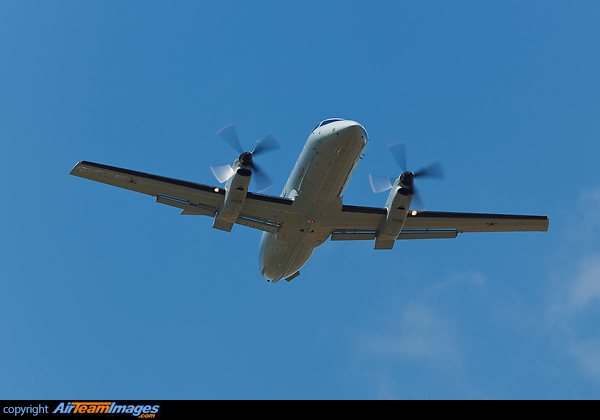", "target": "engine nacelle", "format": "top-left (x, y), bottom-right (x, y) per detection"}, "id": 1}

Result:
top-left (374, 180), bottom-right (413, 249)
top-left (212, 167), bottom-right (252, 232)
